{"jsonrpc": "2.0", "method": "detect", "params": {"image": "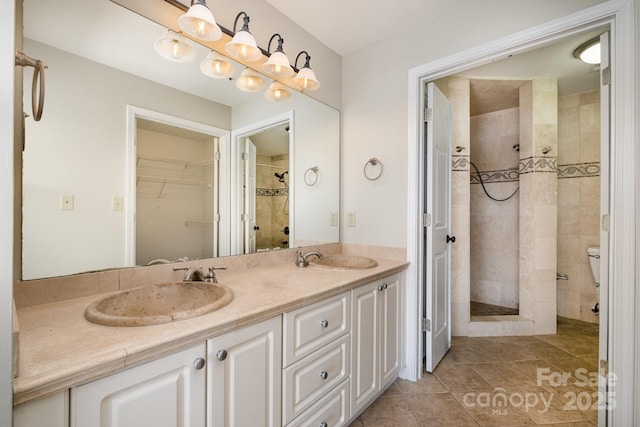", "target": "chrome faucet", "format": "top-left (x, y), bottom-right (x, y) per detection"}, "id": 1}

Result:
top-left (295, 250), bottom-right (323, 267)
top-left (174, 265), bottom-right (227, 283)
